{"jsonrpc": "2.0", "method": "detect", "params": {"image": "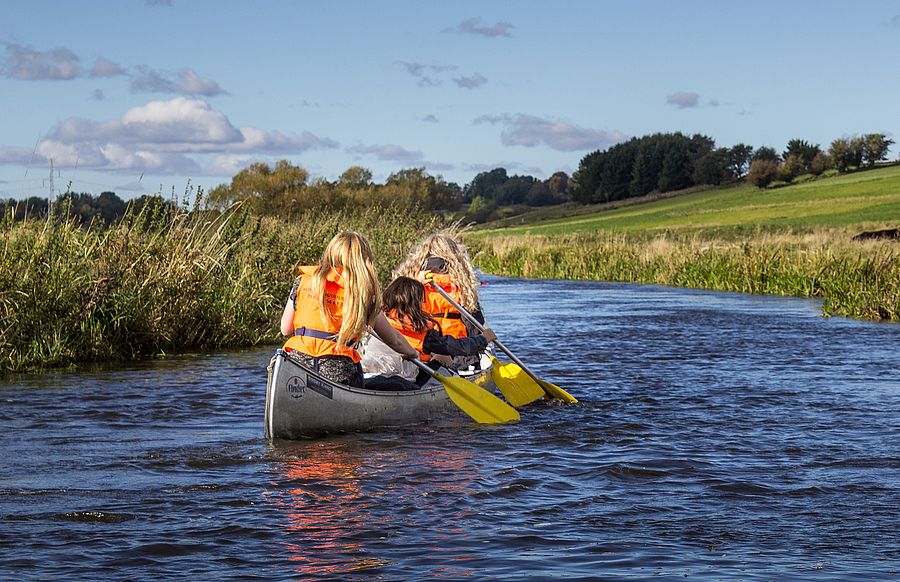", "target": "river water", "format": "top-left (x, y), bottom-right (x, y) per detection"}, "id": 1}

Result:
top-left (1, 276), bottom-right (898, 580)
